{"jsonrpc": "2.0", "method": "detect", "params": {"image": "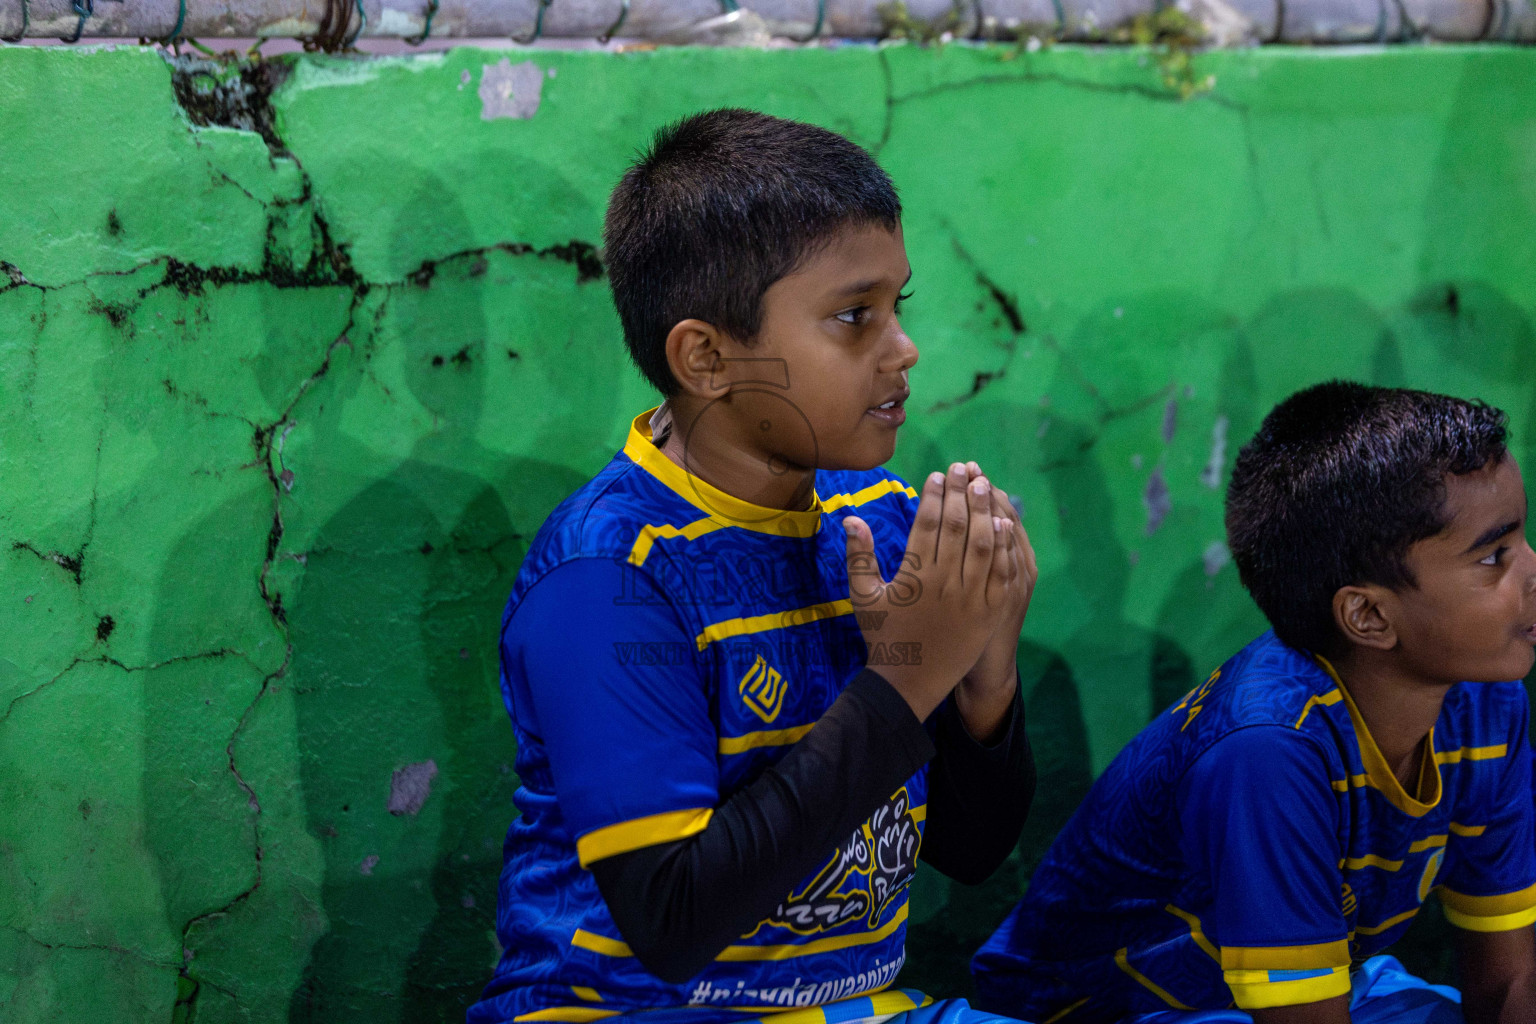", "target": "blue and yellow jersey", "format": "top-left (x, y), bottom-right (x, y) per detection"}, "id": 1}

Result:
top-left (973, 630), bottom-right (1536, 1023)
top-left (469, 410), bottom-right (930, 1024)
